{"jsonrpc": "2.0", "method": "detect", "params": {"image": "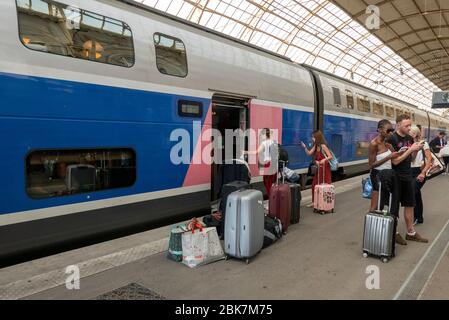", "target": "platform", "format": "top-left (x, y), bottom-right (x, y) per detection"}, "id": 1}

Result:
top-left (1, 175), bottom-right (448, 300)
